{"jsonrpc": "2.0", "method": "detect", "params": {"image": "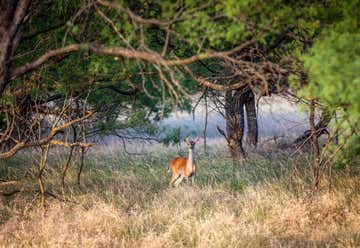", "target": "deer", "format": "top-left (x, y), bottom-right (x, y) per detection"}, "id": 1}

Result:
top-left (168, 137), bottom-right (200, 187)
